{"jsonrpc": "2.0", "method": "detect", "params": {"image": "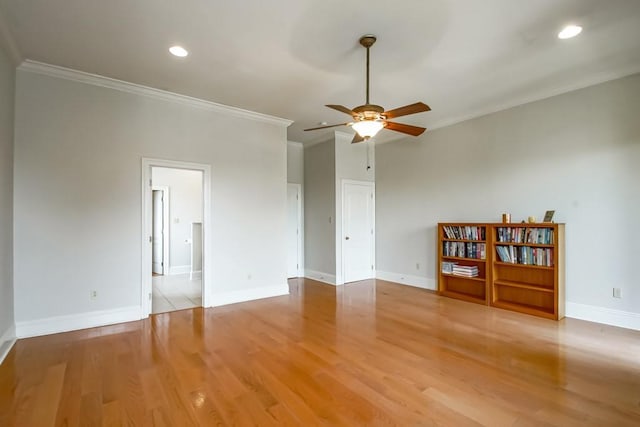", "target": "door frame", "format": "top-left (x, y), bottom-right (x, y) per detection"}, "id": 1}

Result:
top-left (341, 179), bottom-right (375, 284)
top-left (141, 158), bottom-right (212, 317)
top-left (151, 186), bottom-right (170, 275)
top-left (287, 183), bottom-right (303, 278)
